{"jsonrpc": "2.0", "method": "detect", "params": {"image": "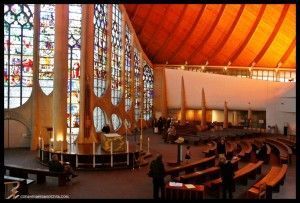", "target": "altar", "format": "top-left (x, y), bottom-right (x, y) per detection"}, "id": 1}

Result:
top-left (101, 133), bottom-right (126, 153)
